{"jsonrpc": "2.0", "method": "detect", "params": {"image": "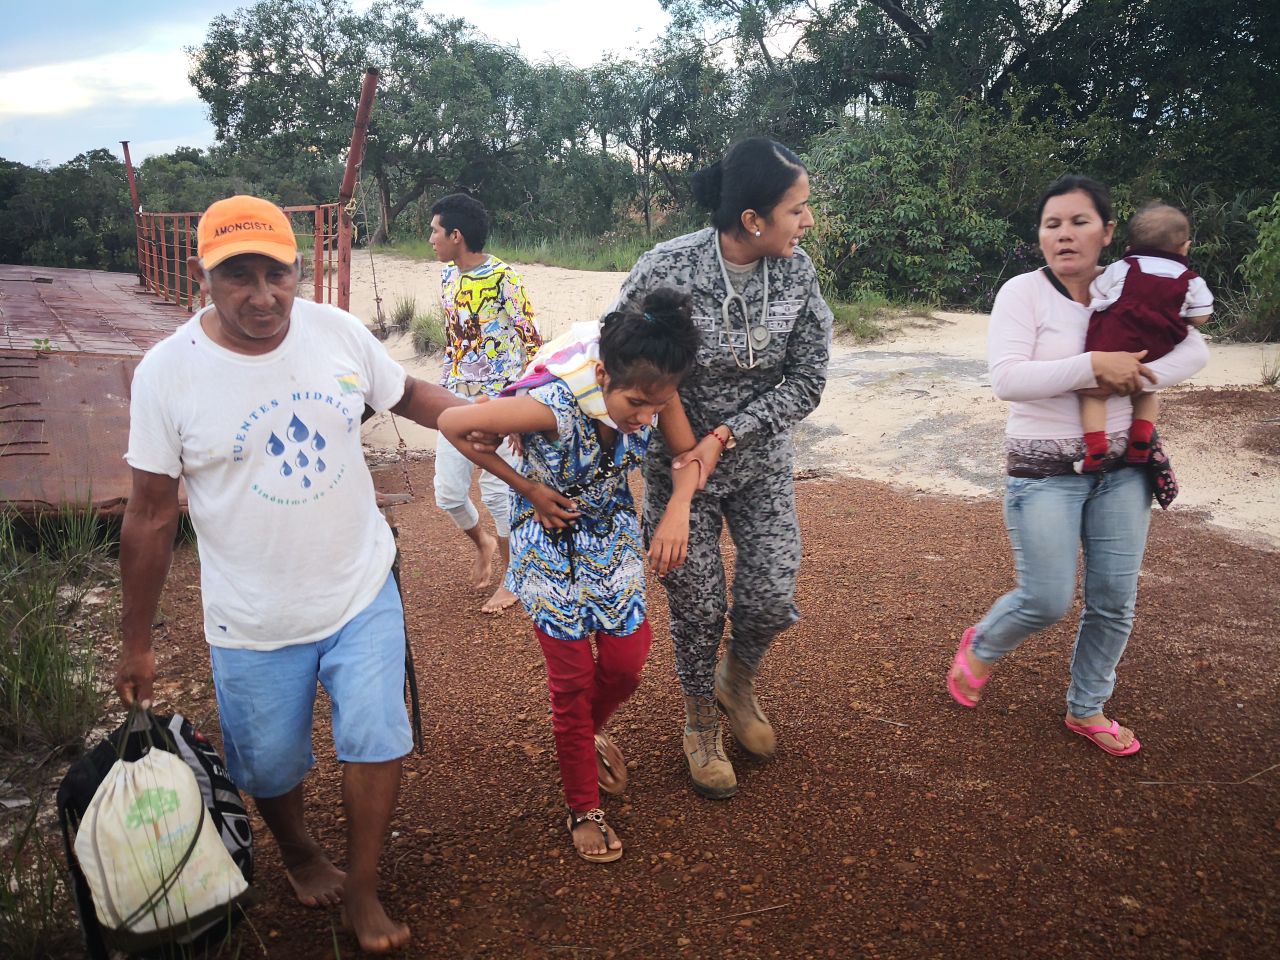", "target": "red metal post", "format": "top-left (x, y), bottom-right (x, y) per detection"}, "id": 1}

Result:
top-left (159, 217), bottom-right (171, 300)
top-left (327, 206), bottom-right (336, 302)
top-left (121, 141), bottom-right (144, 286)
top-left (183, 214), bottom-right (194, 309)
top-left (145, 215), bottom-right (157, 295)
top-left (336, 67), bottom-right (379, 312)
top-left (313, 207), bottom-right (323, 302)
